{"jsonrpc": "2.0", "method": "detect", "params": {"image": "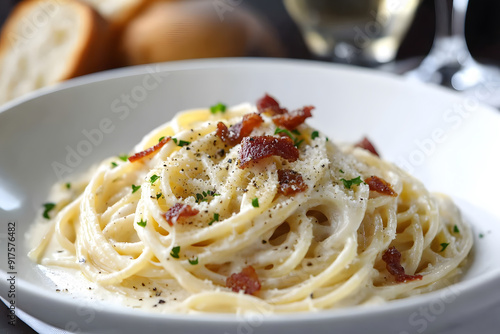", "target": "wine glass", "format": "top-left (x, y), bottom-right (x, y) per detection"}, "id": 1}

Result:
top-left (406, 0), bottom-right (500, 105)
top-left (283, 0), bottom-right (422, 66)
